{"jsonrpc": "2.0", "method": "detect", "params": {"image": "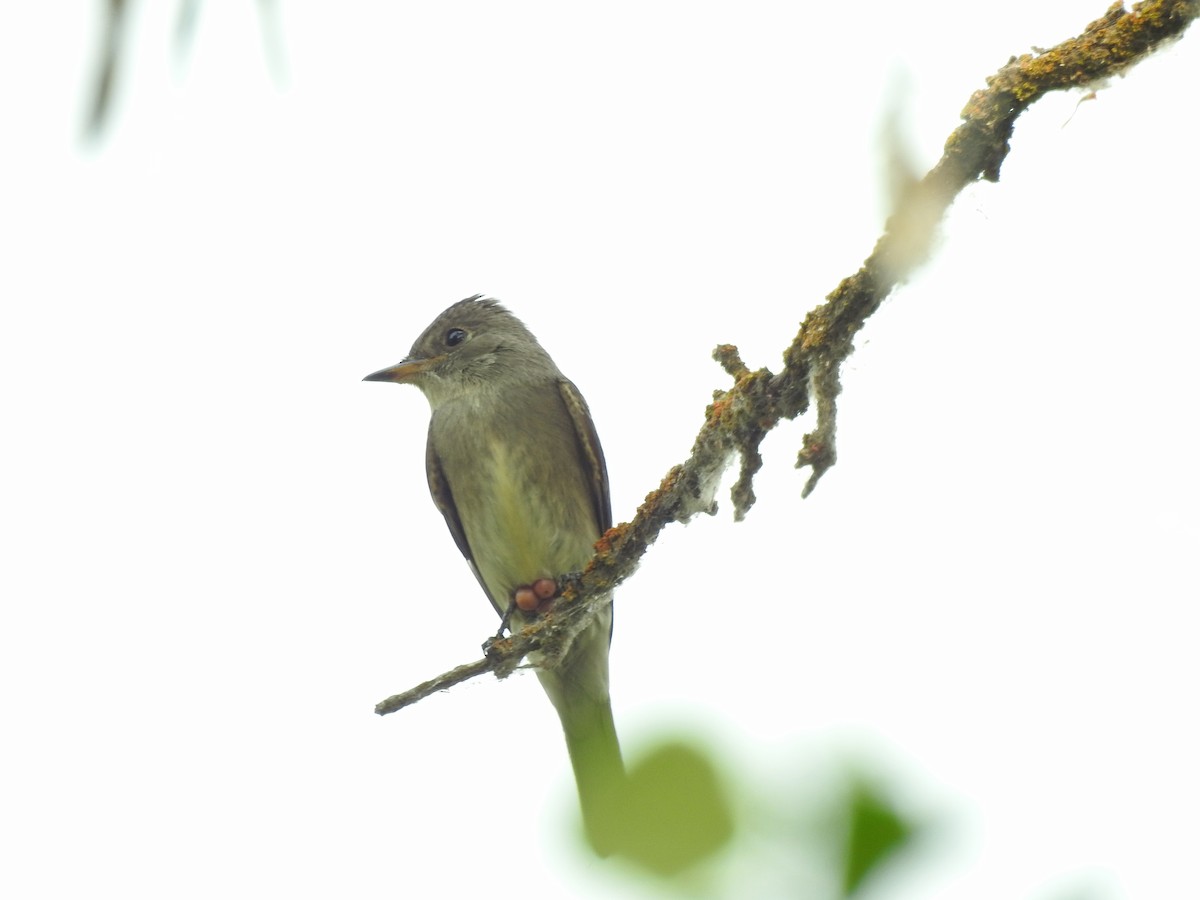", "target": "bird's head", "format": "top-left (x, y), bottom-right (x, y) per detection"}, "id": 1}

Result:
top-left (363, 294), bottom-right (555, 405)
